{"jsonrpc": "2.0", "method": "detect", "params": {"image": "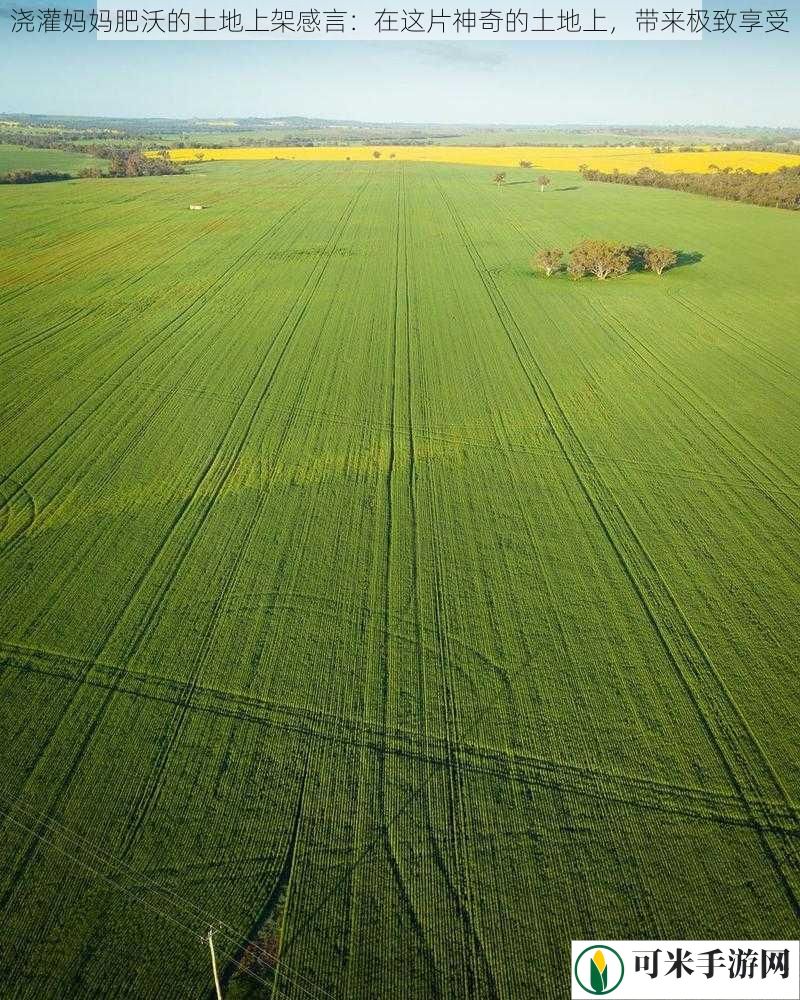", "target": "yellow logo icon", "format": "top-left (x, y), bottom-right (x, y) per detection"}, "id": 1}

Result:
top-left (574, 945), bottom-right (625, 995)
